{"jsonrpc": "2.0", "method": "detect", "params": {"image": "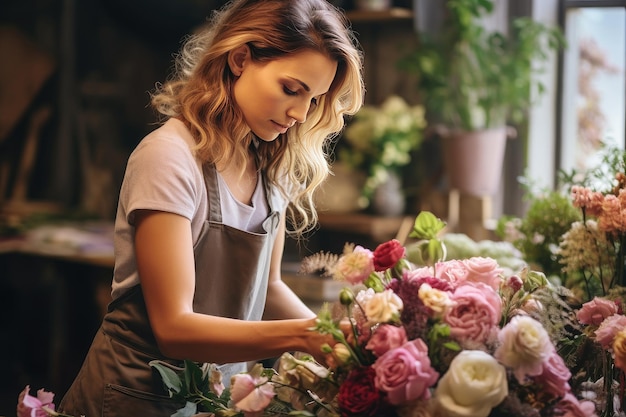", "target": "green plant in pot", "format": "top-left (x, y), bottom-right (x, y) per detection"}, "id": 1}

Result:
top-left (401, 0), bottom-right (565, 196)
